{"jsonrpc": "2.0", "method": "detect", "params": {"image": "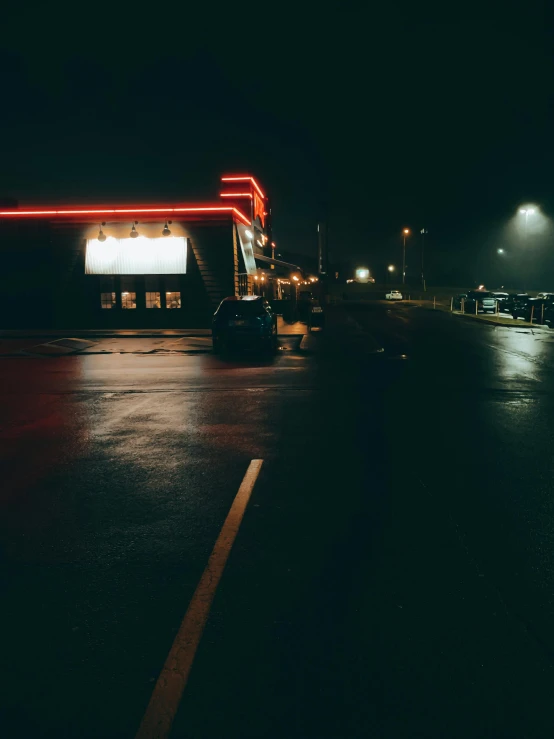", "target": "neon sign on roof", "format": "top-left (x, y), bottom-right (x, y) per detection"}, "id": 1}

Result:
top-left (221, 175), bottom-right (266, 200)
top-left (0, 205), bottom-right (251, 227)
